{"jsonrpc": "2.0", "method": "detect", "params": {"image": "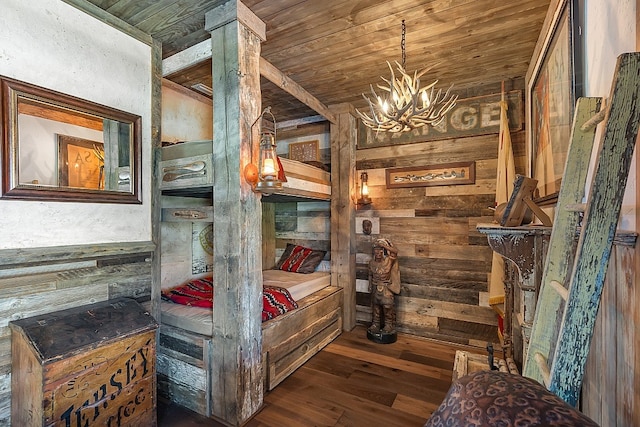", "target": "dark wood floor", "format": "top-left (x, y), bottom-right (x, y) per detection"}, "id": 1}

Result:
top-left (158, 326), bottom-right (489, 426)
